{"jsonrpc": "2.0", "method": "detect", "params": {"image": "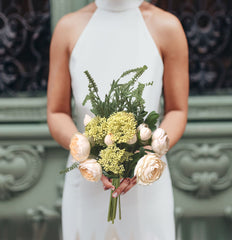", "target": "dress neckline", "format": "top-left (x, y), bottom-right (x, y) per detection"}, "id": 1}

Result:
top-left (95, 0), bottom-right (143, 12)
